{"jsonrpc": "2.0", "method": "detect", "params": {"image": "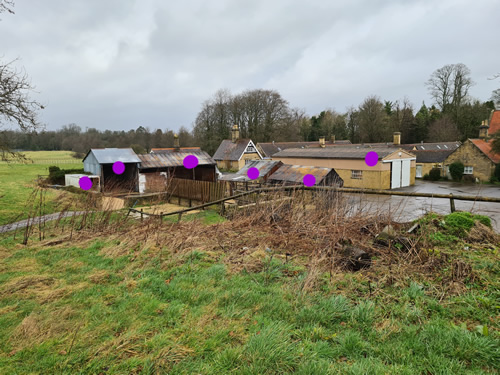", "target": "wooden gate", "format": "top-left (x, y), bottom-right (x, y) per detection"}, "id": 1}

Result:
top-left (166, 178), bottom-right (229, 203)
